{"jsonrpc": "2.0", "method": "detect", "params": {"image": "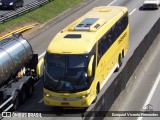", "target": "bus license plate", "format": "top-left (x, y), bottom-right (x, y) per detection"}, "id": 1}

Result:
top-left (61, 102), bottom-right (69, 106)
